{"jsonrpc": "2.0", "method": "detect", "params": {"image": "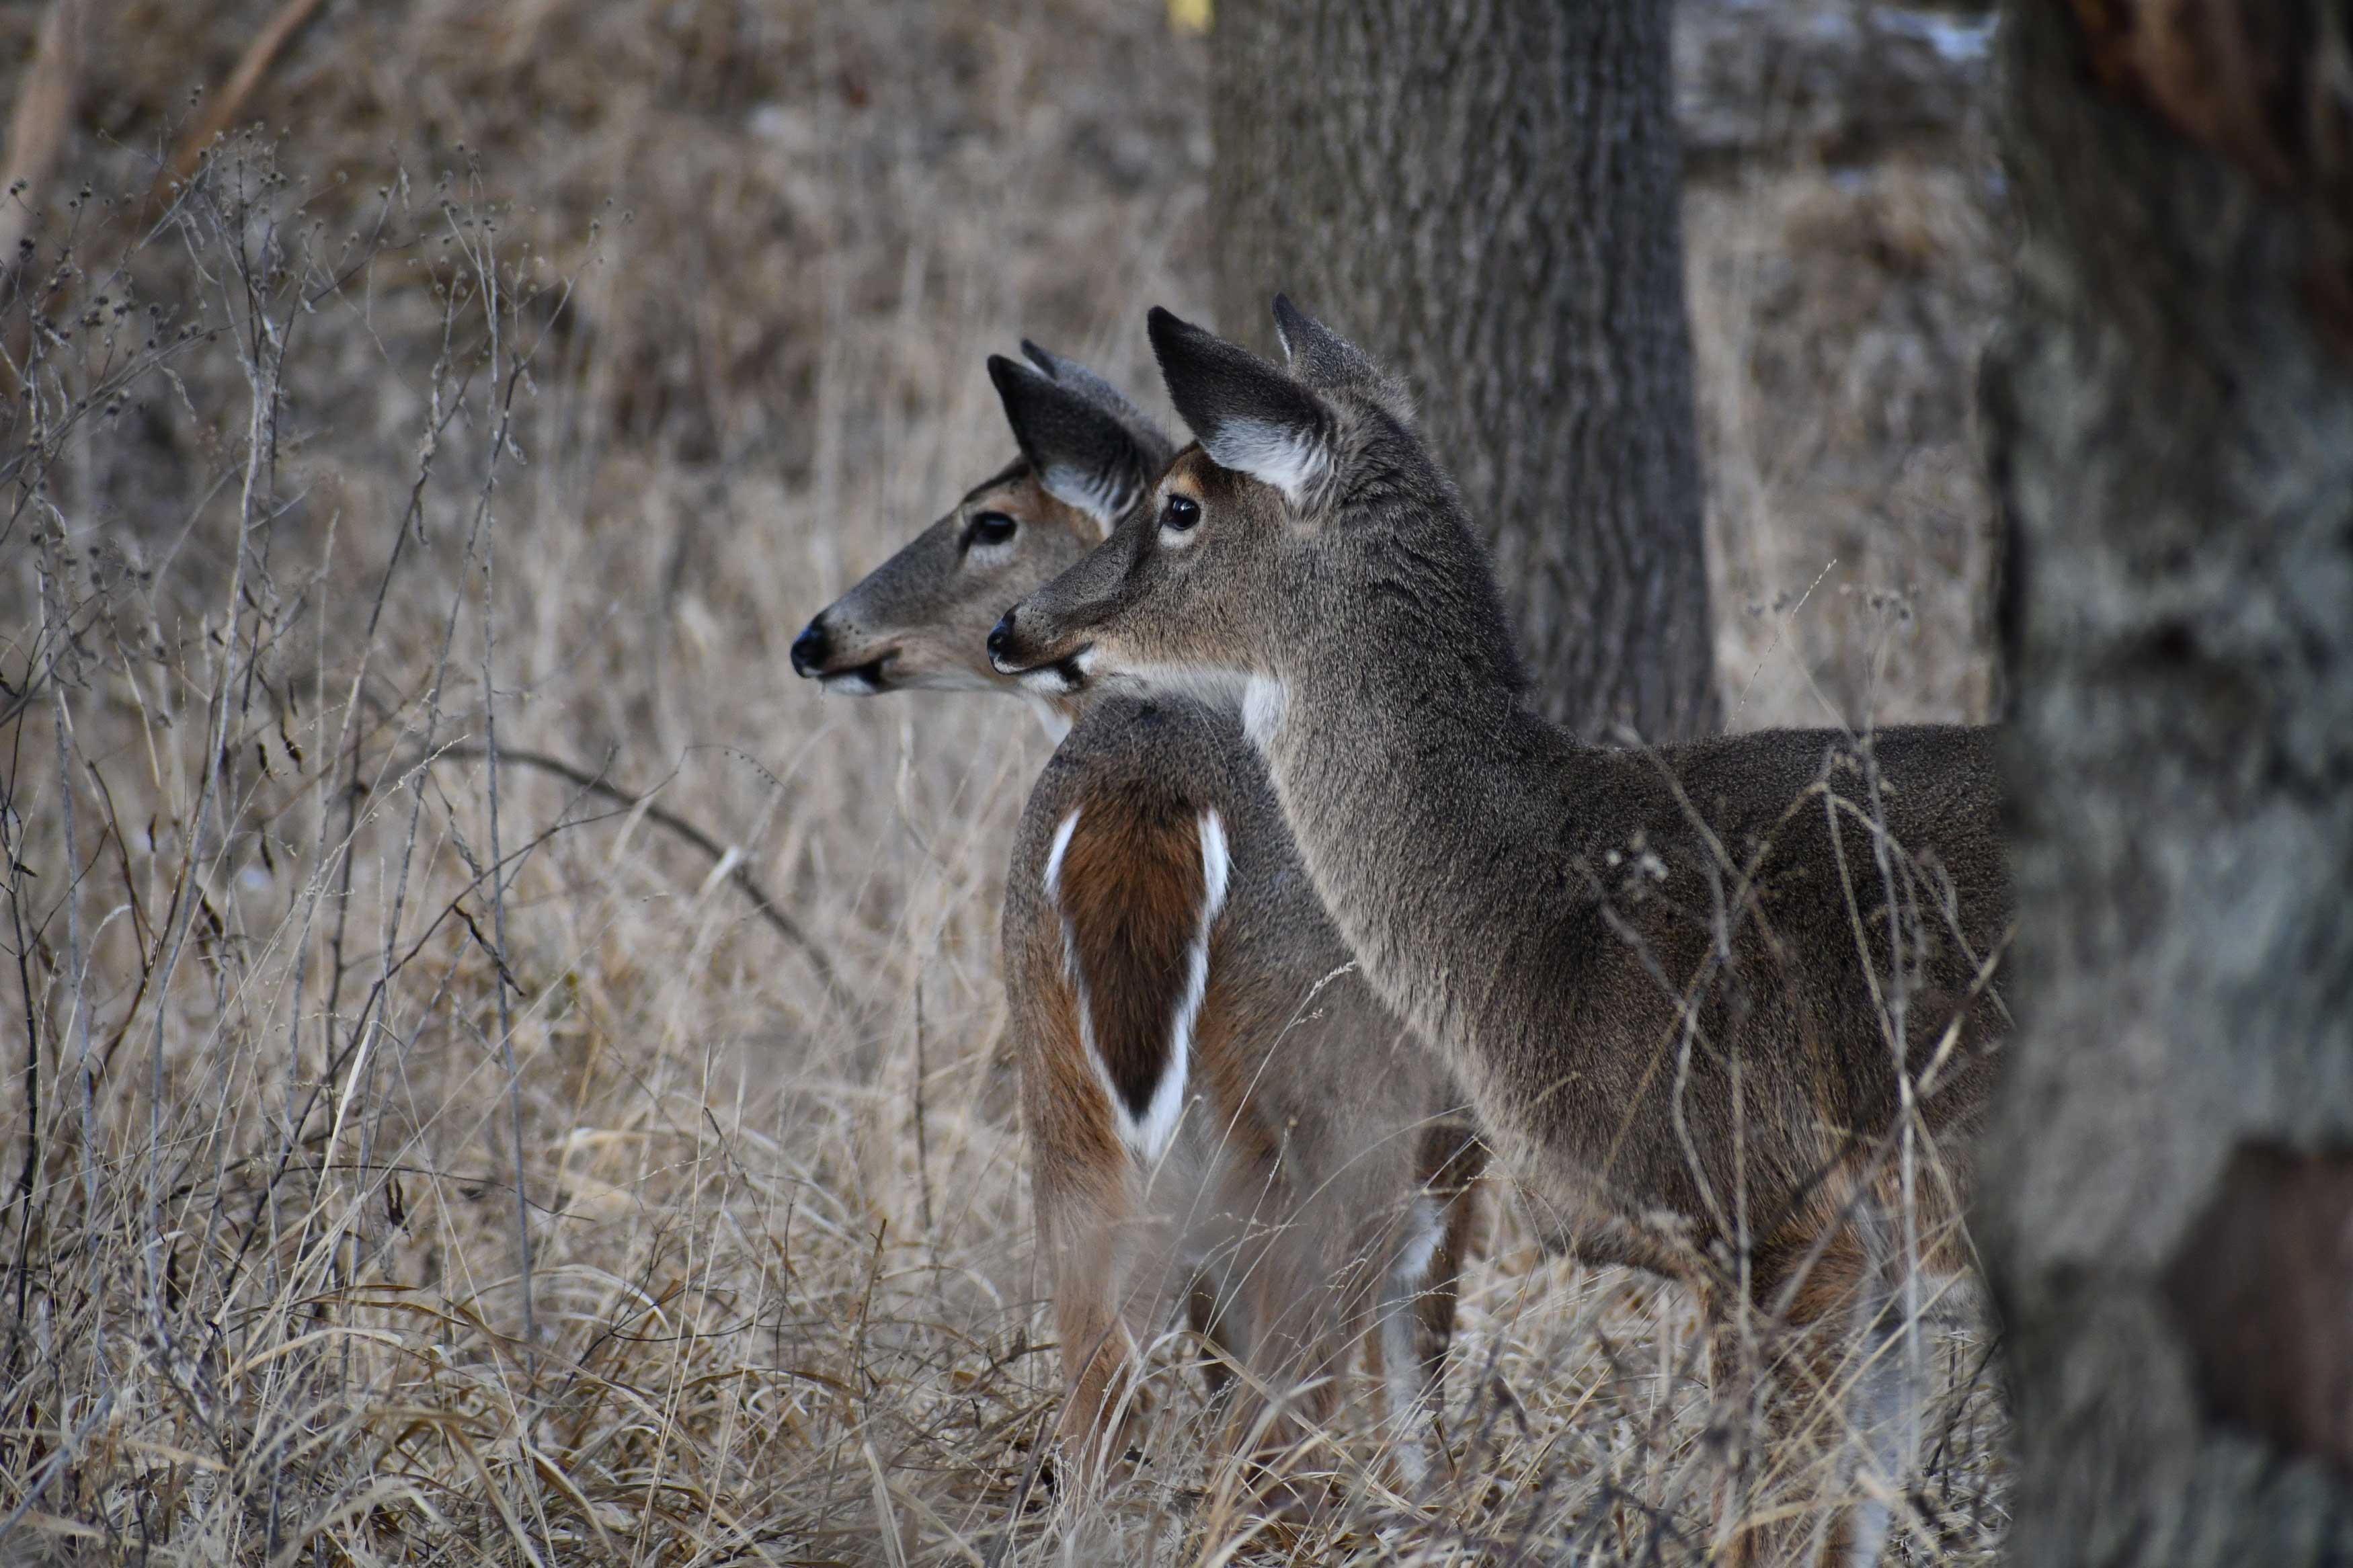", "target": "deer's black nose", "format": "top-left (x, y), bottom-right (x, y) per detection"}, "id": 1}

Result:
top-left (791, 620), bottom-right (830, 677)
top-left (986, 612), bottom-right (1017, 666)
